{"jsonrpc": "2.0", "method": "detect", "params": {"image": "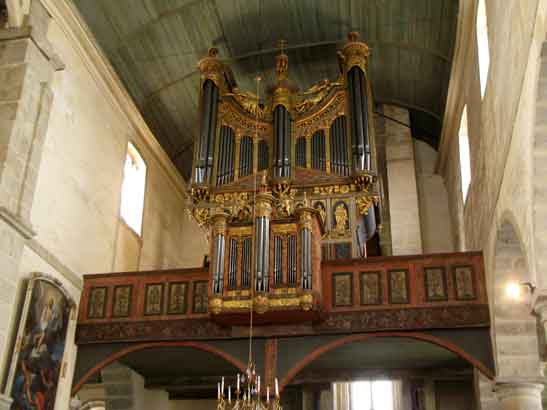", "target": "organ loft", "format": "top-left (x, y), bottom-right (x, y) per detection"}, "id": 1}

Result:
top-left (189, 33), bottom-right (384, 319)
